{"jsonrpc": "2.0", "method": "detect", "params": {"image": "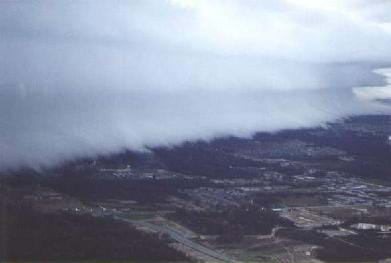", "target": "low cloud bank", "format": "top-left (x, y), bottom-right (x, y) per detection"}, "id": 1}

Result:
top-left (1, 0), bottom-right (391, 170)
